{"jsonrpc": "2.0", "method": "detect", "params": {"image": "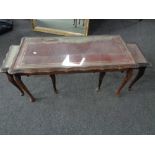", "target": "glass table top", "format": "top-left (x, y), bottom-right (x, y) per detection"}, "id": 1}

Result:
top-left (9, 35), bottom-right (136, 74)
